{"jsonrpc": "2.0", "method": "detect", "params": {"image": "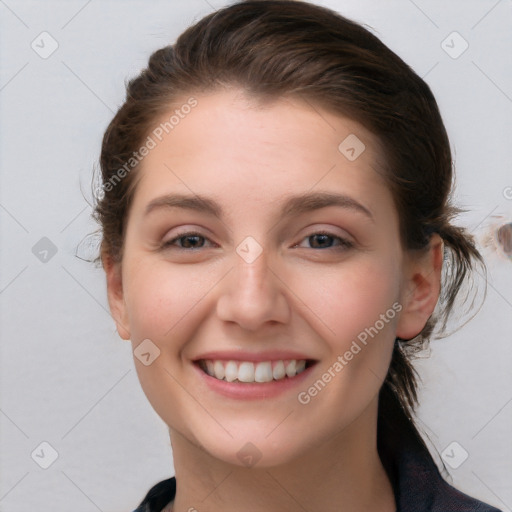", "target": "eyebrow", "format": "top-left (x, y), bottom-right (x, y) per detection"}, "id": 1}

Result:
top-left (144, 191), bottom-right (374, 221)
